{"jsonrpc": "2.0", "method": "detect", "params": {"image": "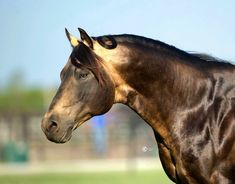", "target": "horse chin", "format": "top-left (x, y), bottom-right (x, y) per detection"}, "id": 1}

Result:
top-left (73, 117), bottom-right (90, 131)
top-left (72, 122), bottom-right (80, 131)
